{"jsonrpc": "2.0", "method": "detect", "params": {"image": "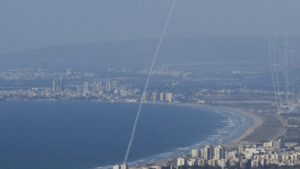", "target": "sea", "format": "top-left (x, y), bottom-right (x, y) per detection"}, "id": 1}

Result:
top-left (0, 101), bottom-right (252, 169)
